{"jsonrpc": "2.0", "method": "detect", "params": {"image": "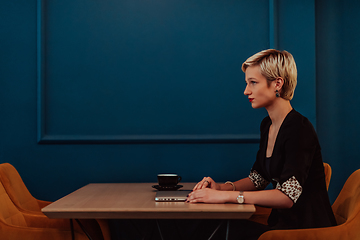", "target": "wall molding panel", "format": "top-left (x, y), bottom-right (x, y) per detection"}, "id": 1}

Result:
top-left (36, 0), bottom-right (314, 144)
